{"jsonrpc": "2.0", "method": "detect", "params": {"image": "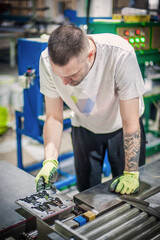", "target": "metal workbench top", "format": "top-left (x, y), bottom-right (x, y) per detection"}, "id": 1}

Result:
top-left (0, 160), bottom-right (36, 235)
top-left (74, 159), bottom-right (160, 213)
